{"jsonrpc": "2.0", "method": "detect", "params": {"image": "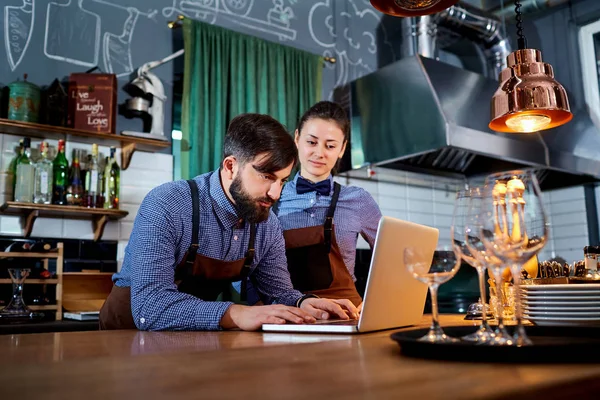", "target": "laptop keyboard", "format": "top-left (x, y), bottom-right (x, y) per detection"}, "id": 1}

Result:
top-left (311, 319), bottom-right (359, 326)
